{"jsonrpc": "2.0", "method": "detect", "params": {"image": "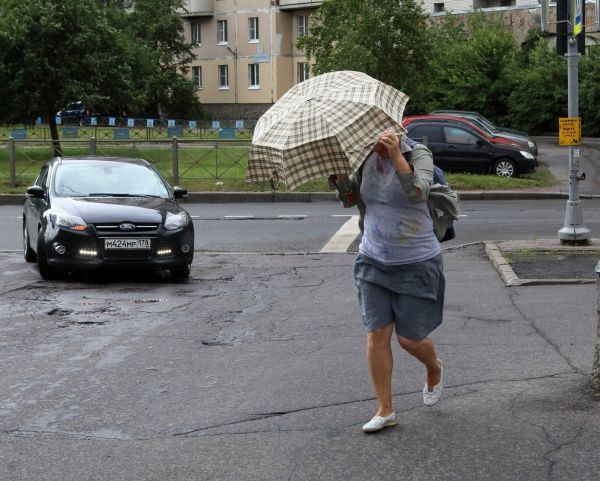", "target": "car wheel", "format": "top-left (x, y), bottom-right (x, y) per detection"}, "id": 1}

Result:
top-left (37, 234), bottom-right (54, 280)
top-left (493, 158), bottom-right (517, 177)
top-left (23, 220), bottom-right (37, 262)
top-left (171, 265), bottom-right (191, 280)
